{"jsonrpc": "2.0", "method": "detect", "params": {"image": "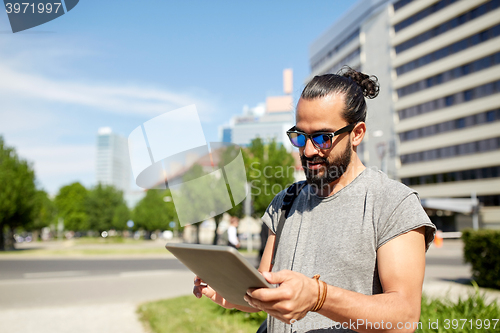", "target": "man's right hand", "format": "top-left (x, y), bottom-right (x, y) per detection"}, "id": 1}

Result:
top-left (193, 276), bottom-right (238, 309)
